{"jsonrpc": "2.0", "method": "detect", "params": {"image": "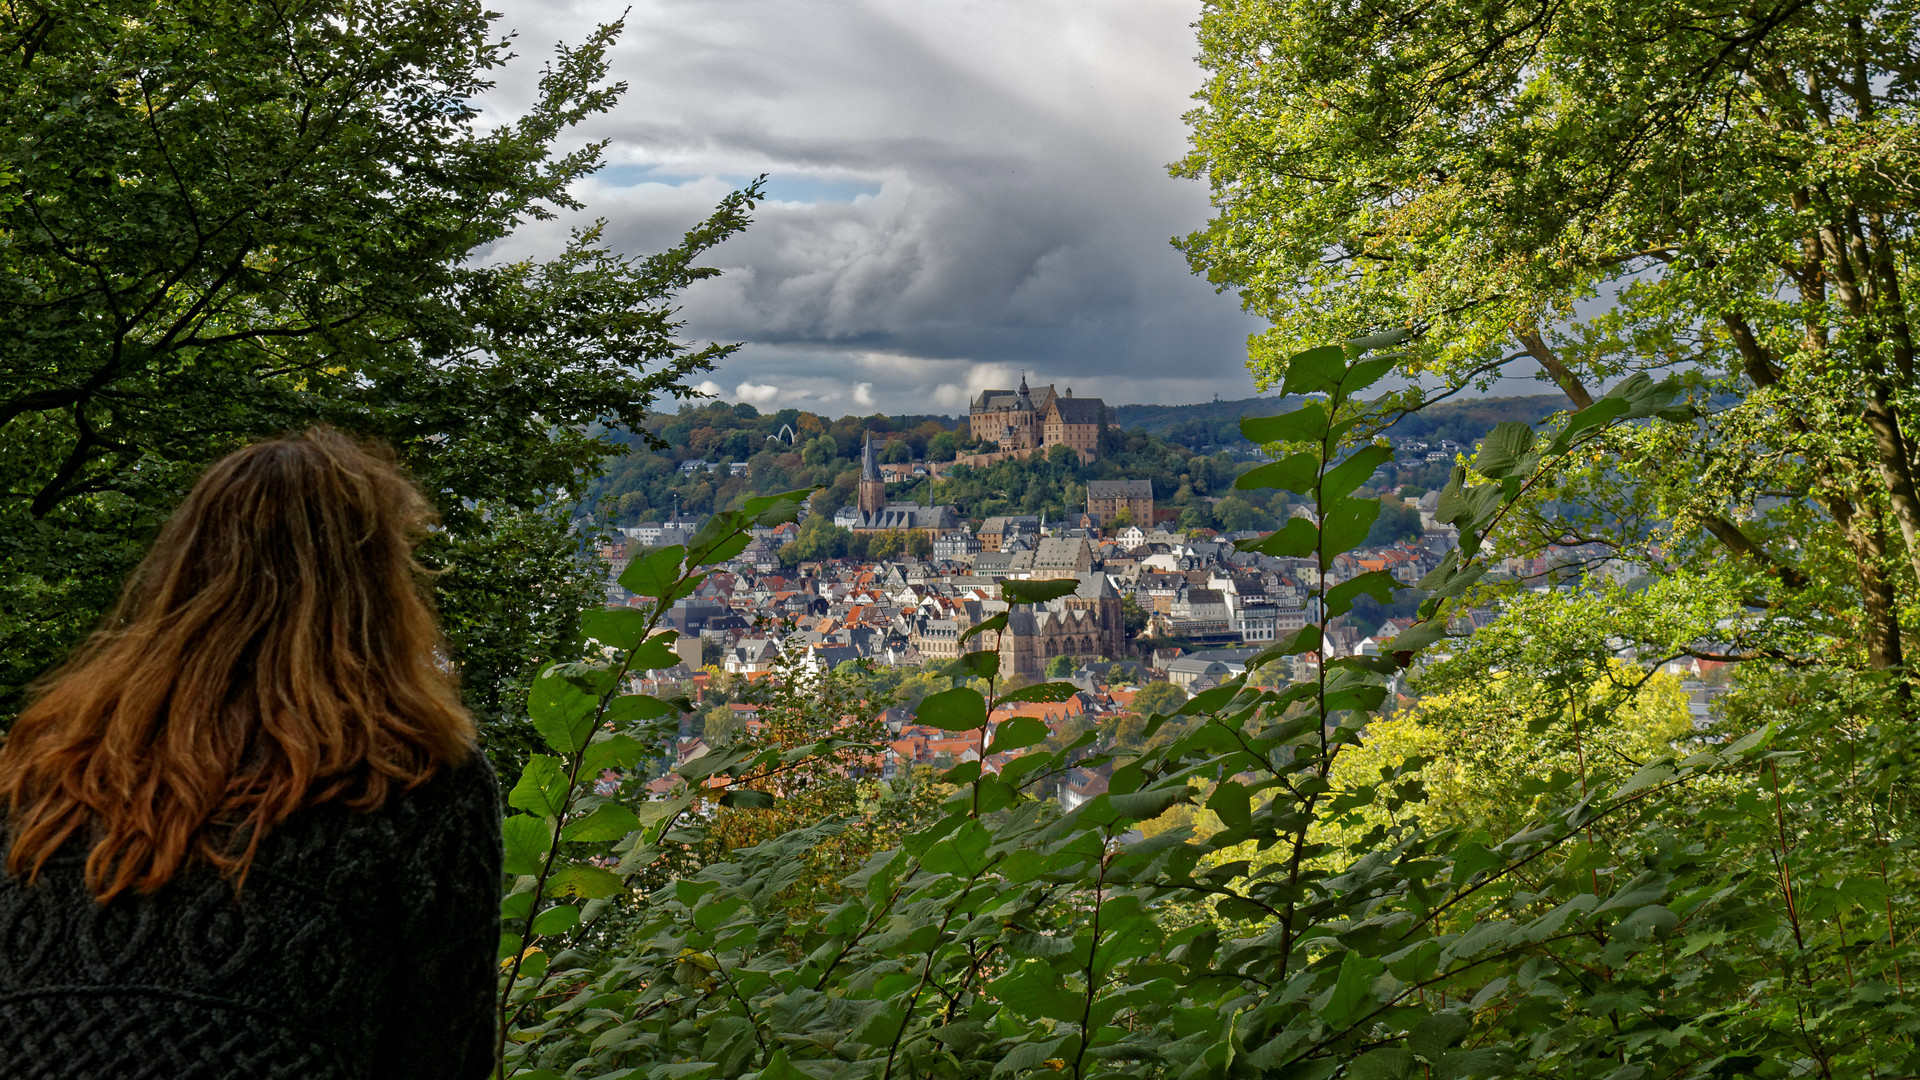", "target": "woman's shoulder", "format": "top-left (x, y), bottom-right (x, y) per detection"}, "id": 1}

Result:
top-left (258, 751), bottom-right (499, 880)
